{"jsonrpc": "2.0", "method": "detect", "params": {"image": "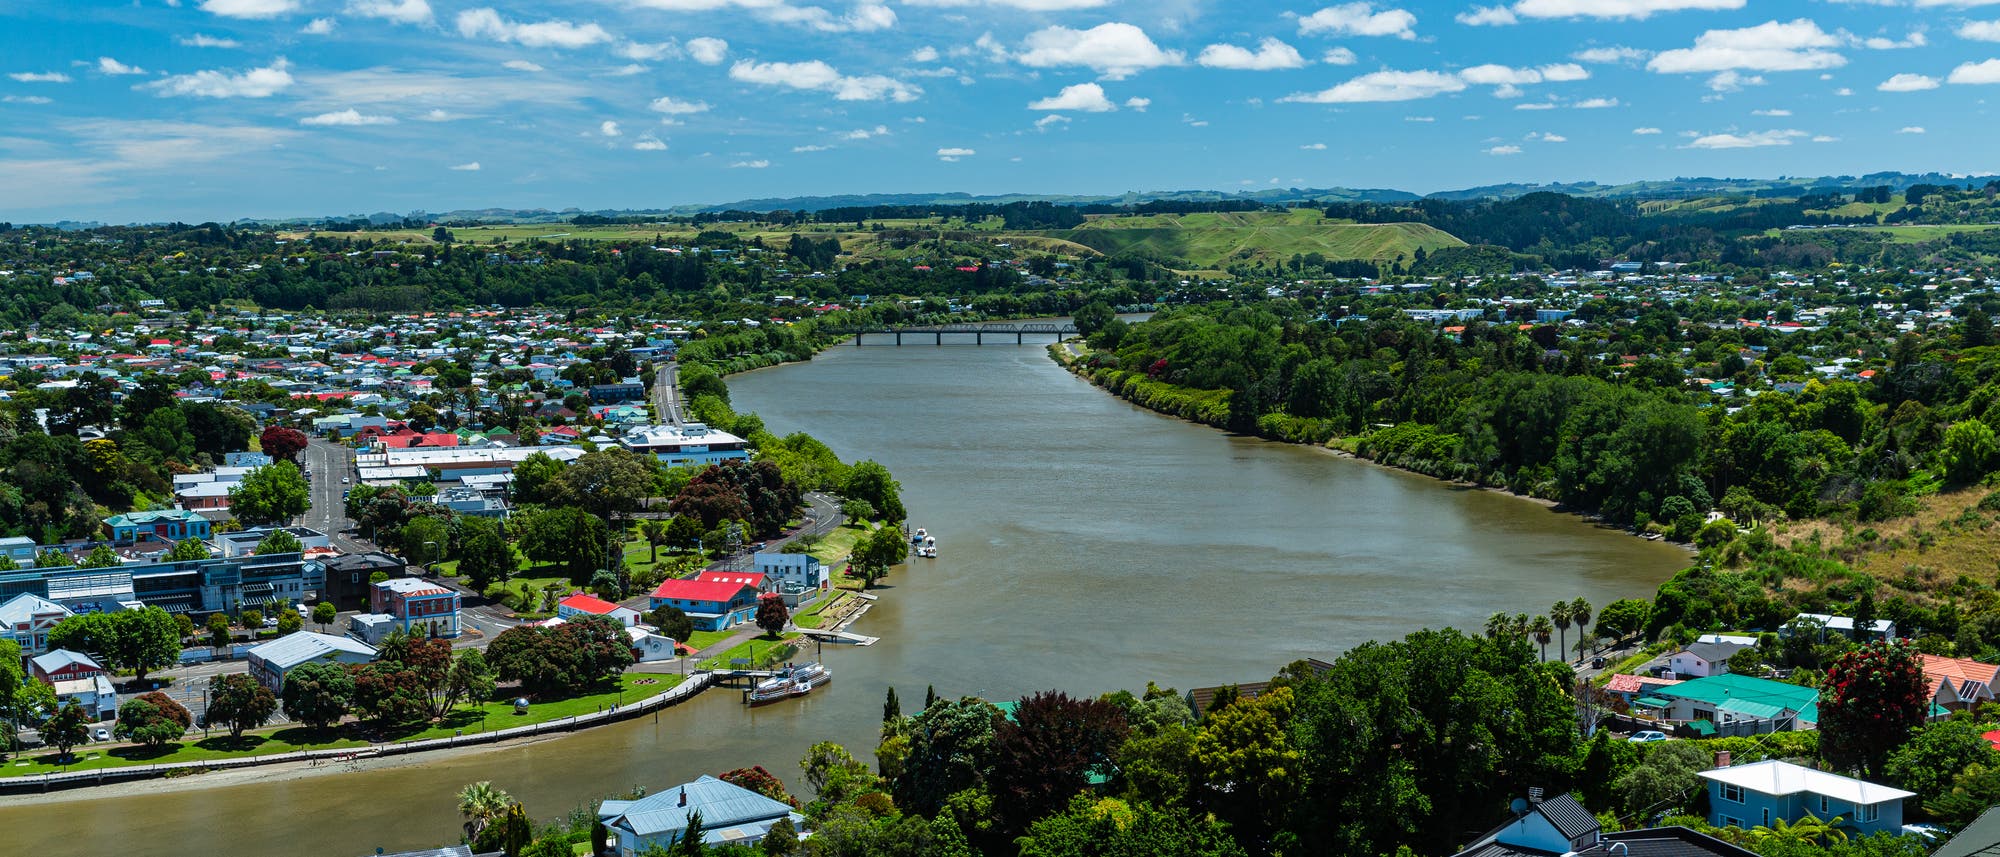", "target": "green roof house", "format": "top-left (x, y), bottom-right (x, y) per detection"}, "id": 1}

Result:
top-left (1652, 673), bottom-right (1819, 735)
